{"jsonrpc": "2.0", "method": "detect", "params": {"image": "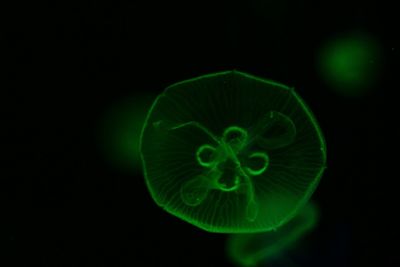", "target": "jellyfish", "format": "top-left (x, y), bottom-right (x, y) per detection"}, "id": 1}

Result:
top-left (140, 70), bottom-right (326, 233)
top-left (226, 202), bottom-right (319, 267)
